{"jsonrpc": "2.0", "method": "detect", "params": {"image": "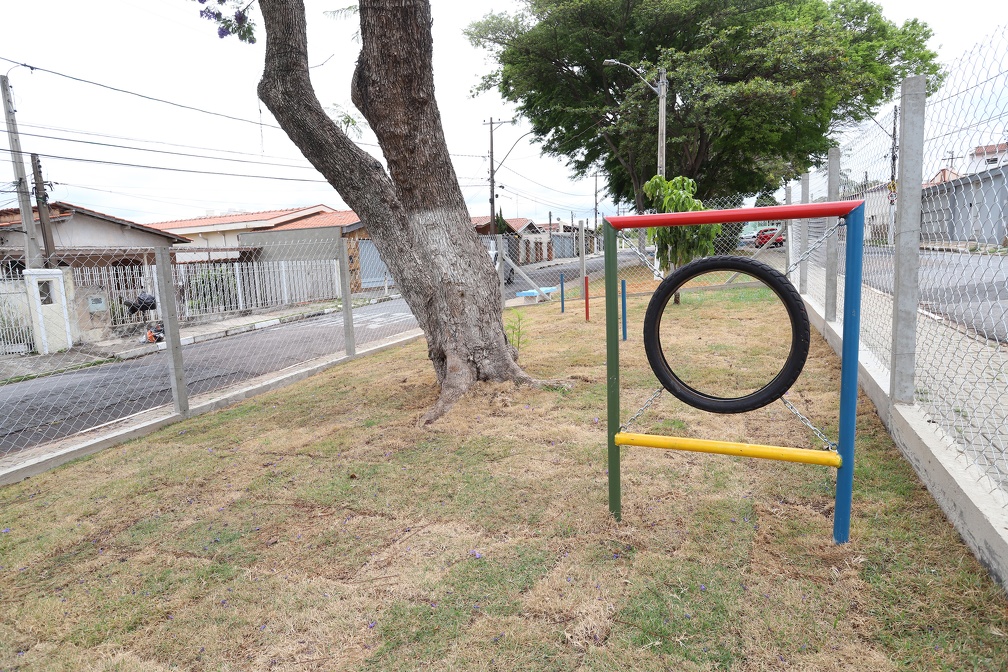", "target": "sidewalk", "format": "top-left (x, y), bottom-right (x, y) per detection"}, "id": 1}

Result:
top-left (0, 300), bottom-right (361, 384)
